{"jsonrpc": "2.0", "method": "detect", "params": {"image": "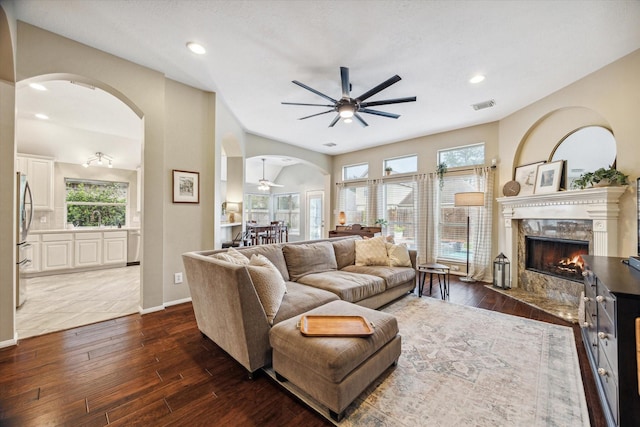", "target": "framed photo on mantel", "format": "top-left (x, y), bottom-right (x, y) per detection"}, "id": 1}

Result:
top-left (172, 169), bottom-right (200, 204)
top-left (534, 160), bottom-right (564, 194)
top-left (514, 161), bottom-right (545, 196)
